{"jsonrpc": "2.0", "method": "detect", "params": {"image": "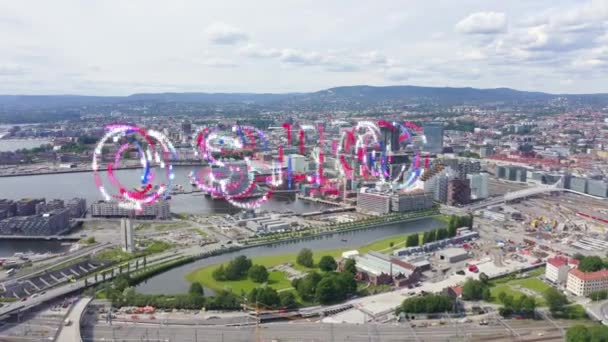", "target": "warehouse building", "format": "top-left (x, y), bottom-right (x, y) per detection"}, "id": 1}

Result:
top-left (341, 251), bottom-right (420, 286)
